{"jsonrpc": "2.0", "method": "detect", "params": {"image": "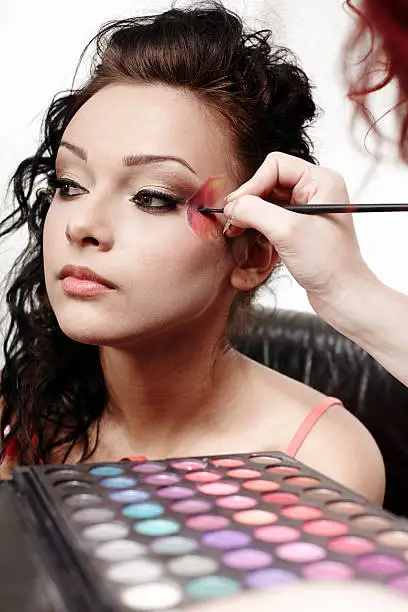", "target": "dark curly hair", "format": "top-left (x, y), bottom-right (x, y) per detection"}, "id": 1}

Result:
top-left (0, 2), bottom-right (317, 465)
